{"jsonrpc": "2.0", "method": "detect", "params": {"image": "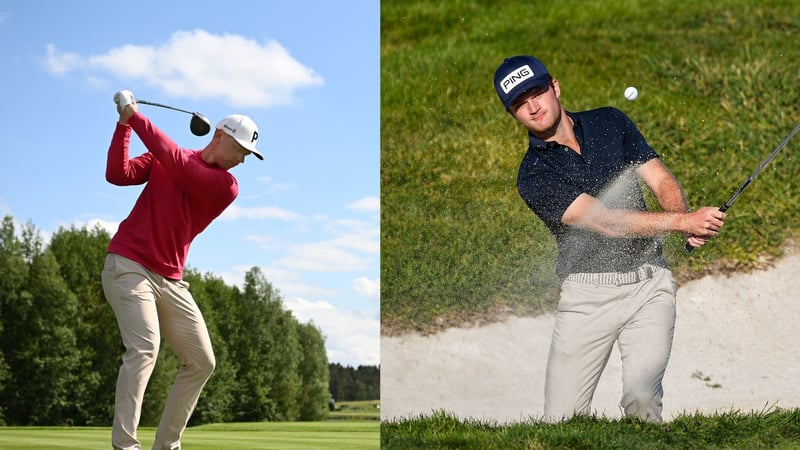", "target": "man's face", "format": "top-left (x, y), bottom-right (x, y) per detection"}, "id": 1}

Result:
top-left (216, 133), bottom-right (253, 170)
top-left (508, 79), bottom-right (562, 135)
